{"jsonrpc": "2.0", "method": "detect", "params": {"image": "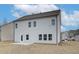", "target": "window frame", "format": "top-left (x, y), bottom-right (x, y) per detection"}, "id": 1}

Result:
top-left (26, 35), bottom-right (29, 40)
top-left (28, 22), bottom-right (31, 27)
top-left (34, 21), bottom-right (36, 27)
top-left (51, 19), bottom-right (55, 25)
top-left (43, 34), bottom-right (47, 40)
top-left (48, 34), bottom-right (52, 40)
top-left (39, 34), bottom-right (42, 40)
top-left (15, 23), bottom-right (18, 28)
top-left (21, 35), bottom-right (23, 41)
